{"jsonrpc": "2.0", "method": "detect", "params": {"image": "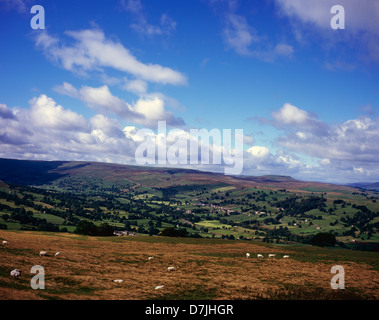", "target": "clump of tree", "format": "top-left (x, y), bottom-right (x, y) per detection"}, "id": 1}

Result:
top-left (159, 227), bottom-right (188, 237)
top-left (74, 220), bottom-right (114, 236)
top-left (310, 232), bottom-right (336, 247)
top-left (275, 196), bottom-right (326, 216)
